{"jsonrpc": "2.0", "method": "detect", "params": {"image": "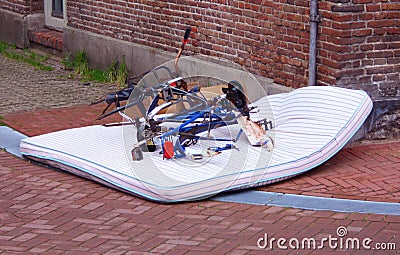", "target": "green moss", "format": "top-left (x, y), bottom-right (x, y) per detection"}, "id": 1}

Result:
top-left (85, 68), bottom-right (109, 83)
top-left (0, 41), bottom-right (54, 71)
top-left (62, 53), bottom-right (75, 71)
top-left (0, 116), bottom-right (6, 126)
top-left (73, 50), bottom-right (90, 76)
top-left (107, 57), bottom-right (128, 87)
top-left (63, 49), bottom-right (129, 86)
